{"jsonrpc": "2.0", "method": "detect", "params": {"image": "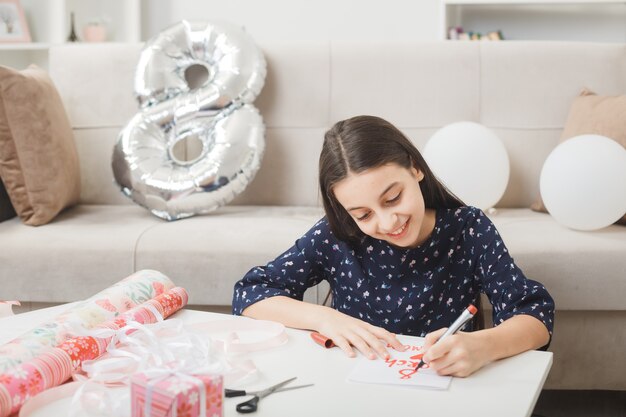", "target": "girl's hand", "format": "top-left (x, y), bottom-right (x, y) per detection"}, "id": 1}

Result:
top-left (317, 308), bottom-right (406, 360)
top-left (421, 328), bottom-right (493, 377)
